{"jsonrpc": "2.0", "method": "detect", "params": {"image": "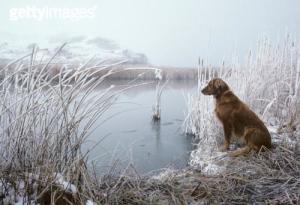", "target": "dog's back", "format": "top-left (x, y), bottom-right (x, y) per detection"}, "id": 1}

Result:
top-left (216, 90), bottom-right (271, 149)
